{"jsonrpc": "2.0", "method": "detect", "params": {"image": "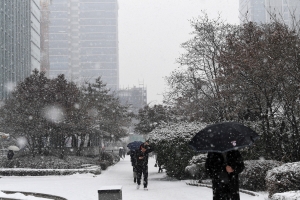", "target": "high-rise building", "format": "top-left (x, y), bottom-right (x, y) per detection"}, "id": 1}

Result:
top-left (48, 0), bottom-right (119, 90)
top-left (0, 0), bottom-right (41, 100)
top-left (239, 0), bottom-right (266, 24)
top-left (265, 0), bottom-right (300, 27)
top-left (239, 0), bottom-right (300, 27)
